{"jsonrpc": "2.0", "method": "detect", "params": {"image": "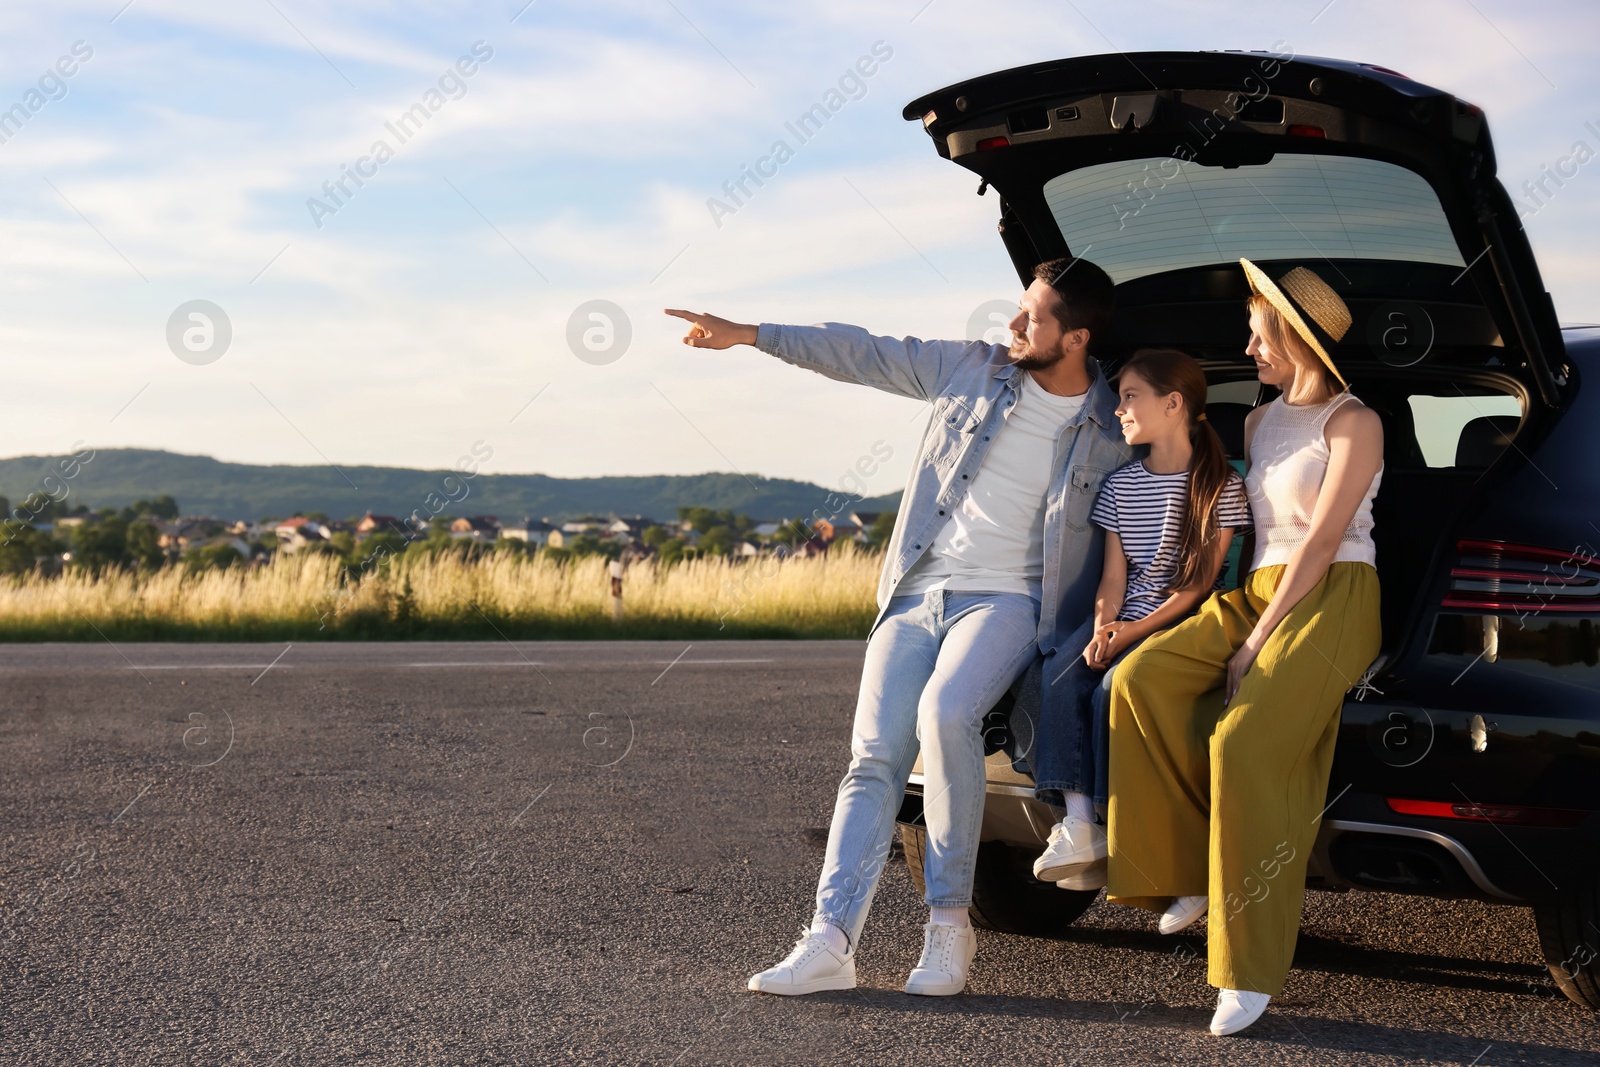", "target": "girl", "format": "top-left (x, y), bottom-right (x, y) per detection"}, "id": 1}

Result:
top-left (1105, 260), bottom-right (1384, 1037)
top-left (1032, 347), bottom-right (1251, 888)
